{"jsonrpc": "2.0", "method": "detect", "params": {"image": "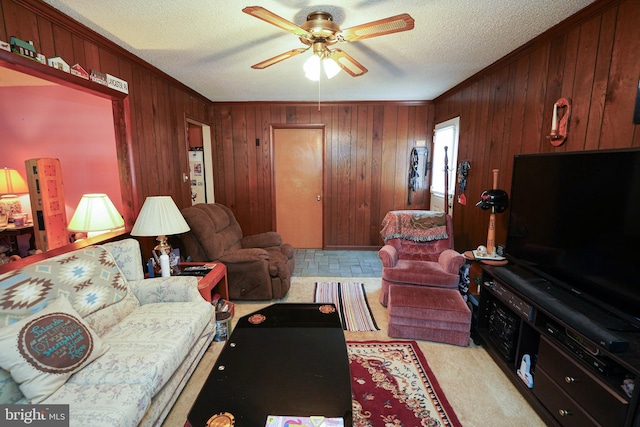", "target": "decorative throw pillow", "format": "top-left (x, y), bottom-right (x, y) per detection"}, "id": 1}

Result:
top-left (0, 245), bottom-right (129, 327)
top-left (0, 296), bottom-right (109, 403)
